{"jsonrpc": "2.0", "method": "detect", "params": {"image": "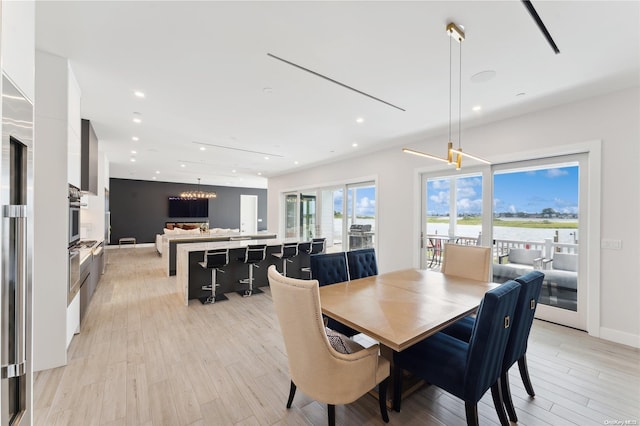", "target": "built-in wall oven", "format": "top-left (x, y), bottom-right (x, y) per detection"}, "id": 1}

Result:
top-left (68, 184), bottom-right (81, 247)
